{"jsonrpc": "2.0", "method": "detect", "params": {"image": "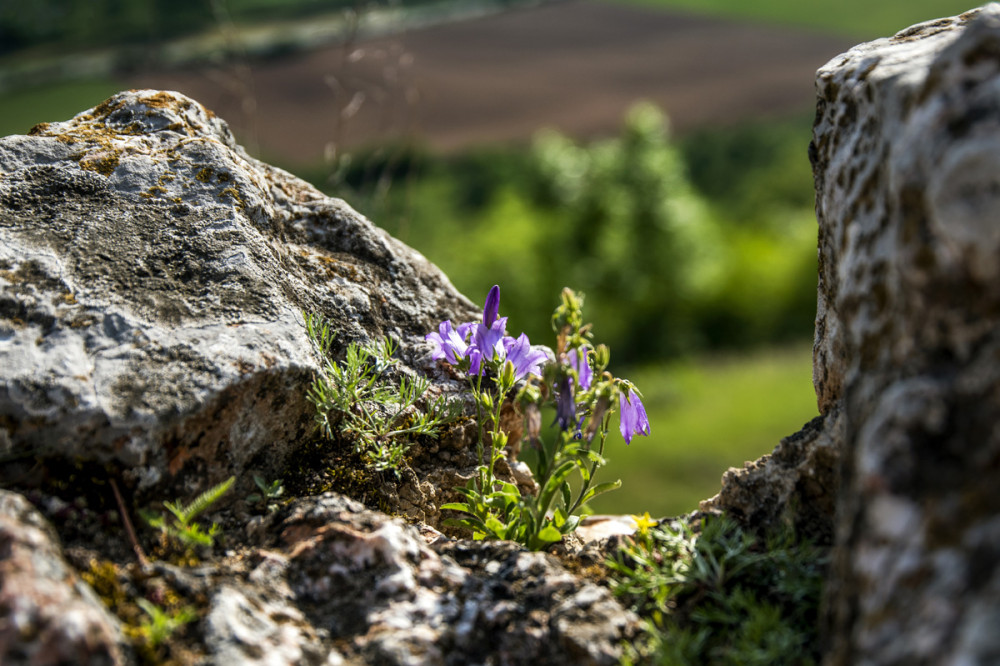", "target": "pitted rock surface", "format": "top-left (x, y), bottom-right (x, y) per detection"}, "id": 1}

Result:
top-left (811, 6), bottom-right (1000, 665)
top-left (0, 490), bottom-right (126, 665)
top-left (268, 493), bottom-right (633, 666)
top-left (701, 409), bottom-right (842, 546)
top-left (0, 89), bottom-right (476, 494)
